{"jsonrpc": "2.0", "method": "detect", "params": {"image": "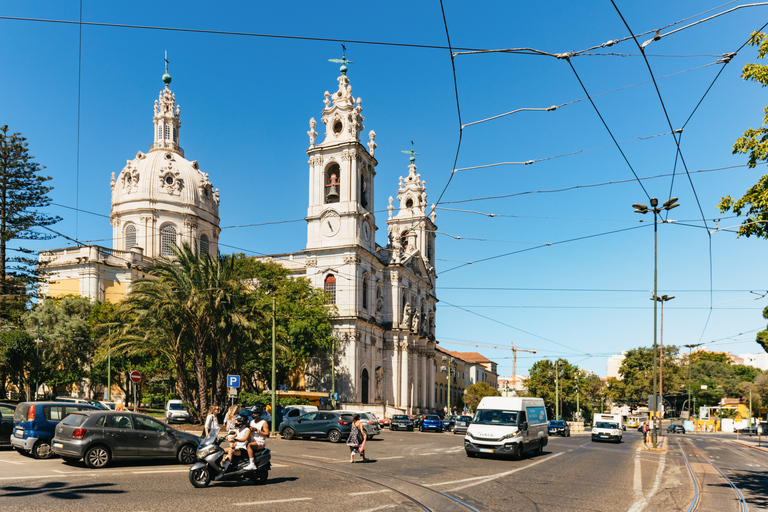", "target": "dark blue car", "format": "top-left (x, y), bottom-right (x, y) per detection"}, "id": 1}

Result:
top-left (12, 402), bottom-right (99, 458)
top-left (419, 414), bottom-right (443, 433)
